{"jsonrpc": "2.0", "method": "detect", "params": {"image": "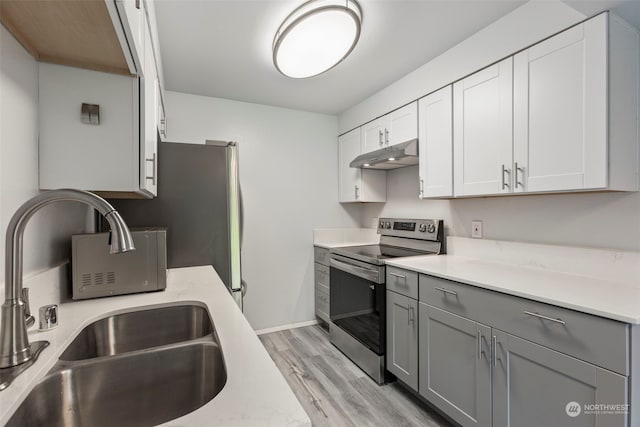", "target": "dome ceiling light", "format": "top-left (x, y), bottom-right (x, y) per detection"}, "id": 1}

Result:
top-left (273, 0), bottom-right (362, 79)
